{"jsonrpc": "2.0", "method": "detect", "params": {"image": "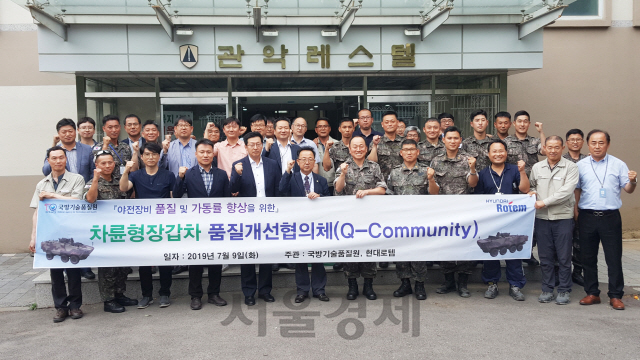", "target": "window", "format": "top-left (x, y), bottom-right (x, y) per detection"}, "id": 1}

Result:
top-left (562, 0), bottom-right (602, 18)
